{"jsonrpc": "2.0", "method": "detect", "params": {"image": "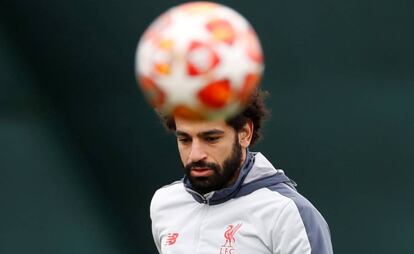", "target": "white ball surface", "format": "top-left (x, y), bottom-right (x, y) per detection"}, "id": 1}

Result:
top-left (136, 2), bottom-right (264, 120)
